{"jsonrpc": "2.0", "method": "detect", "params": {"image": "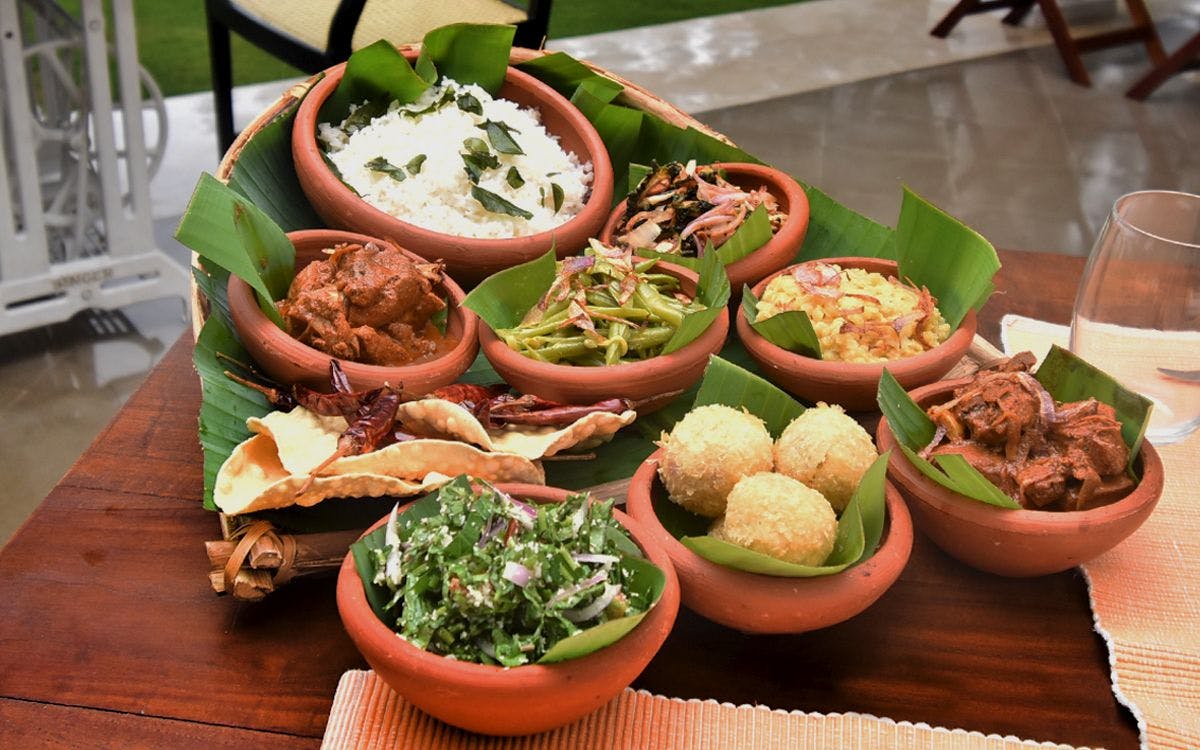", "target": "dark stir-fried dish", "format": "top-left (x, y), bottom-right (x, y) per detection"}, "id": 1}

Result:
top-left (613, 160), bottom-right (786, 256)
top-left (278, 241), bottom-right (449, 366)
top-left (922, 353), bottom-right (1134, 511)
